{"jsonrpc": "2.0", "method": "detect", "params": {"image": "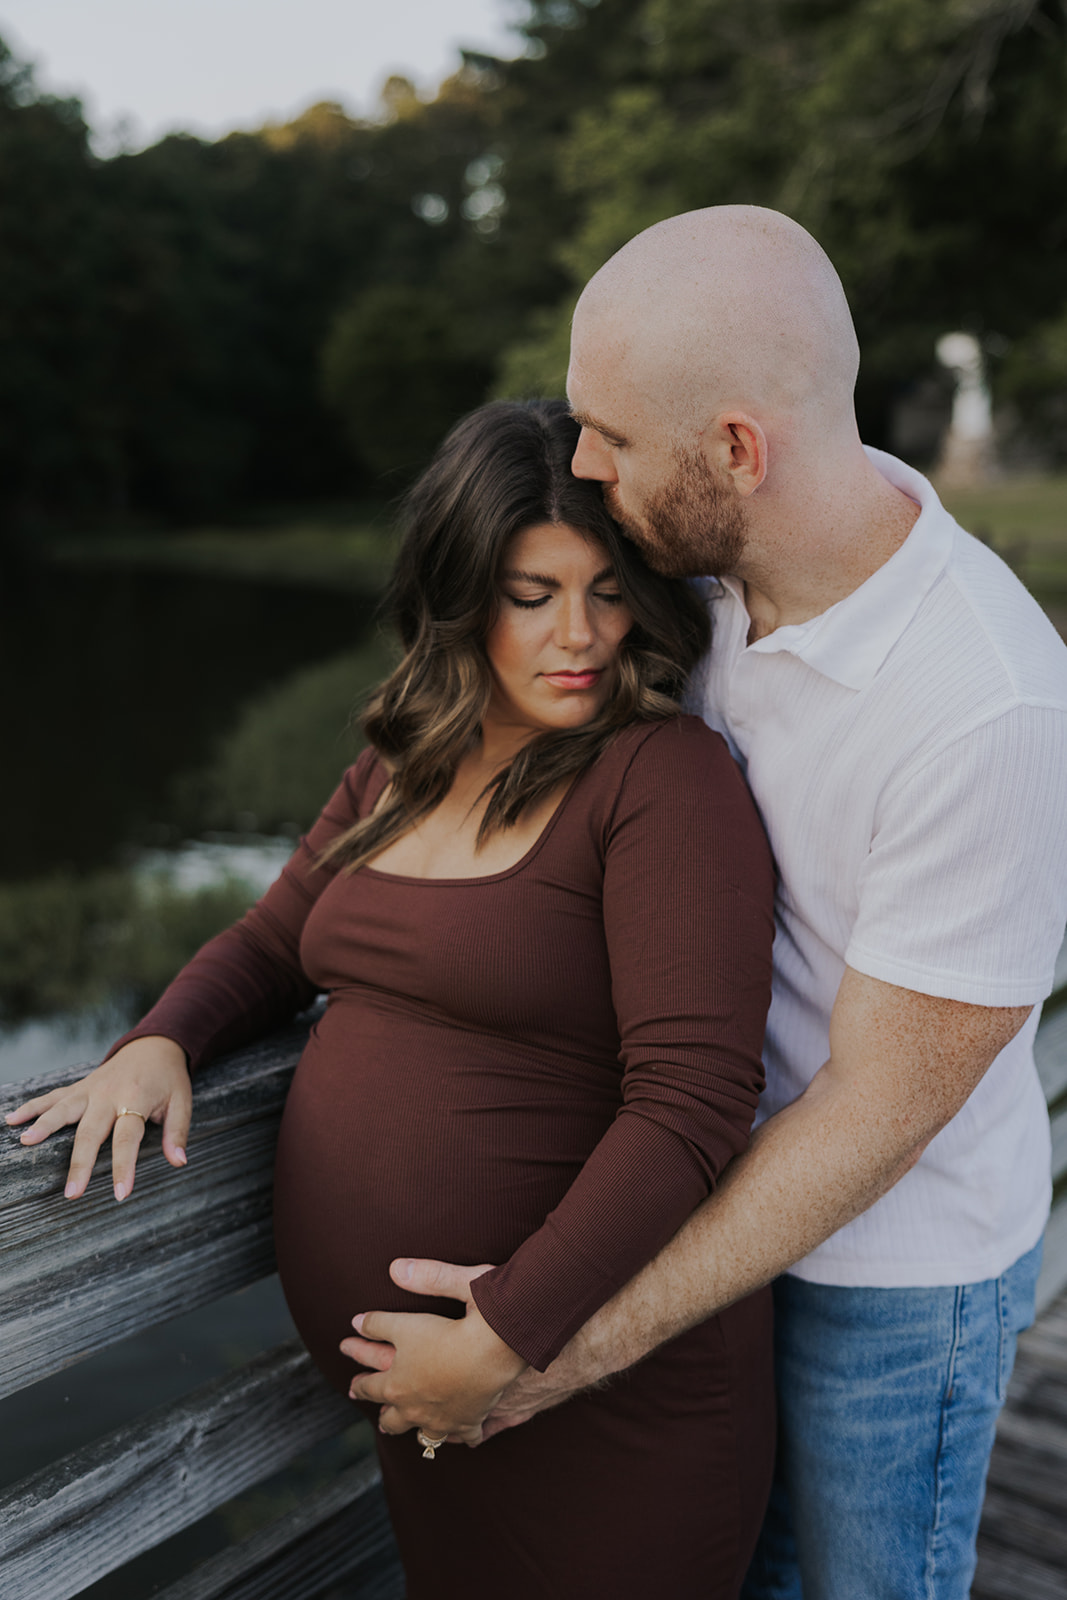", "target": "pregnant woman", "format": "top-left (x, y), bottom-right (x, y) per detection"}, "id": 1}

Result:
top-left (8, 400), bottom-right (776, 1599)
